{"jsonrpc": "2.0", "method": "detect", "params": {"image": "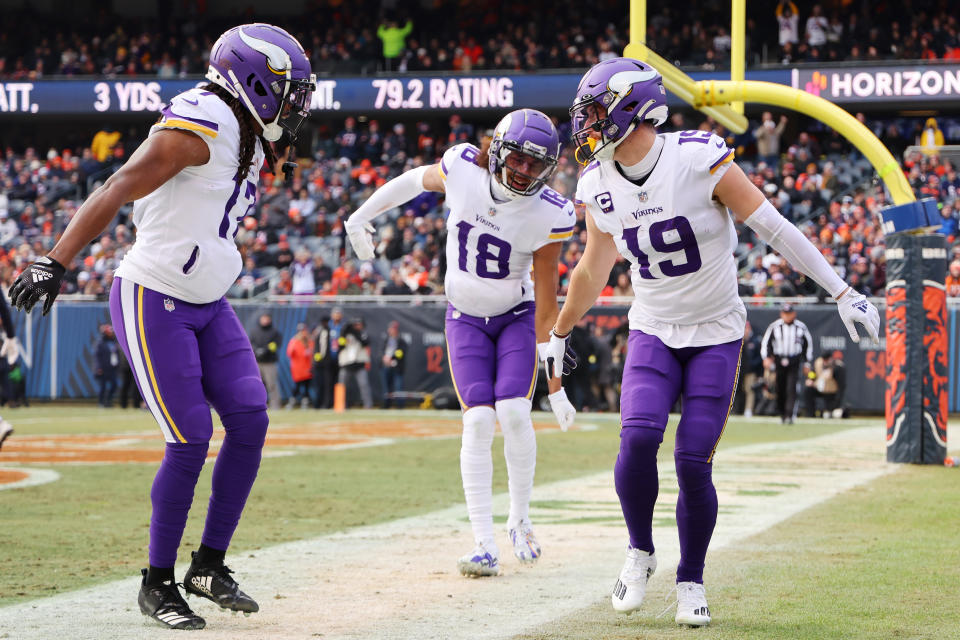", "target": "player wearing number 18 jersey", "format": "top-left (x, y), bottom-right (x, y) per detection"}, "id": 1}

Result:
top-left (346, 109), bottom-right (577, 576)
top-left (9, 24), bottom-right (316, 630)
top-left (541, 57), bottom-right (881, 627)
